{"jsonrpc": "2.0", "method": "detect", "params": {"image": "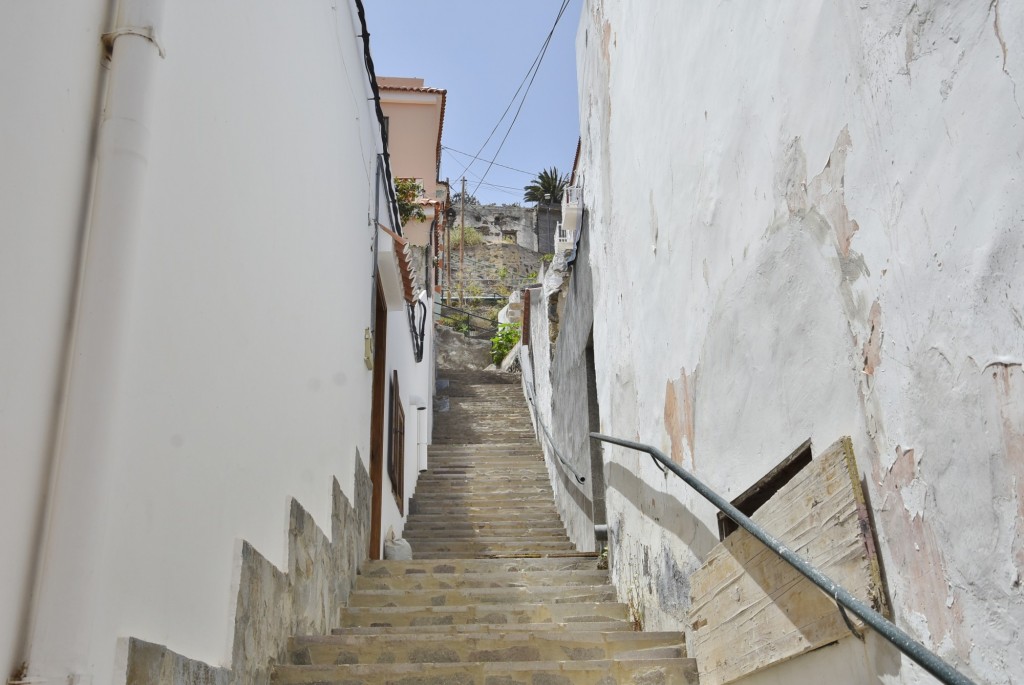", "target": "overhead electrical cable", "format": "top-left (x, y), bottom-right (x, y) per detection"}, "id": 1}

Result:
top-left (442, 146), bottom-right (534, 176)
top-left (443, 152), bottom-right (526, 192)
top-left (449, 22), bottom-right (553, 180)
top-left (452, 0), bottom-right (571, 184)
top-left (471, 0), bottom-right (571, 197)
